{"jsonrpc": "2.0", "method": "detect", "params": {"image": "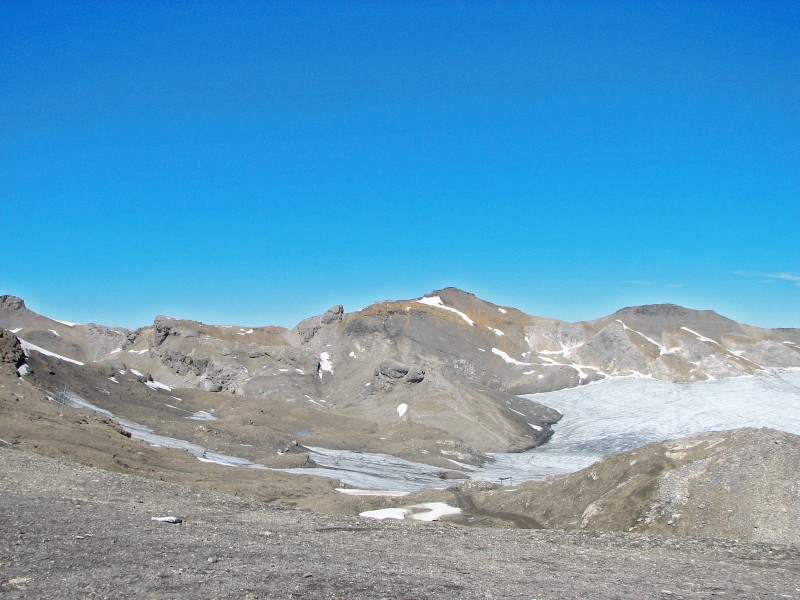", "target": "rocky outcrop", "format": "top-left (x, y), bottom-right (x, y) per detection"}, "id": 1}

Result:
top-left (0, 295), bottom-right (25, 310)
top-left (0, 328), bottom-right (24, 375)
top-left (376, 359), bottom-right (424, 383)
top-left (158, 348), bottom-right (208, 376)
top-left (152, 316), bottom-right (176, 346)
top-left (296, 305), bottom-right (344, 342)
